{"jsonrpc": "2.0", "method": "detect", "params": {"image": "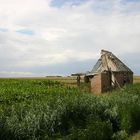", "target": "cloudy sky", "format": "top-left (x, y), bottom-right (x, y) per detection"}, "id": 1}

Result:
top-left (0, 0), bottom-right (140, 77)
